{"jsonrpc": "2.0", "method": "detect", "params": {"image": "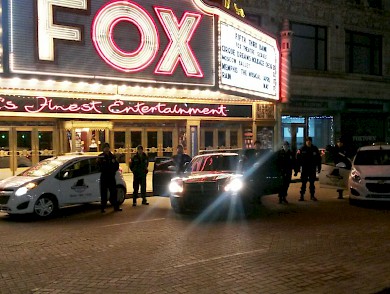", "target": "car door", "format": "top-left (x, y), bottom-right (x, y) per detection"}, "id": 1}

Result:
top-left (242, 149), bottom-right (282, 196)
top-left (319, 150), bottom-right (351, 190)
top-left (58, 158), bottom-right (99, 205)
top-left (152, 157), bottom-right (176, 196)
